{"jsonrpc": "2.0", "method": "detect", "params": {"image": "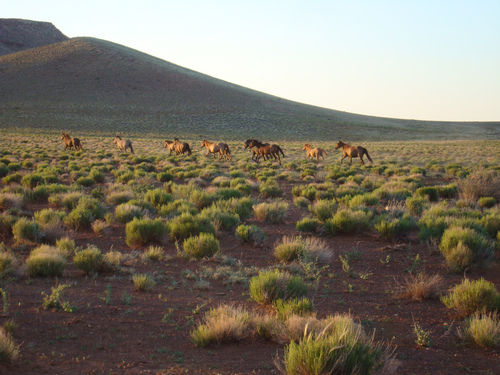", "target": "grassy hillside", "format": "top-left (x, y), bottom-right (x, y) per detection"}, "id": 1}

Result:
top-left (0, 37), bottom-right (498, 141)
